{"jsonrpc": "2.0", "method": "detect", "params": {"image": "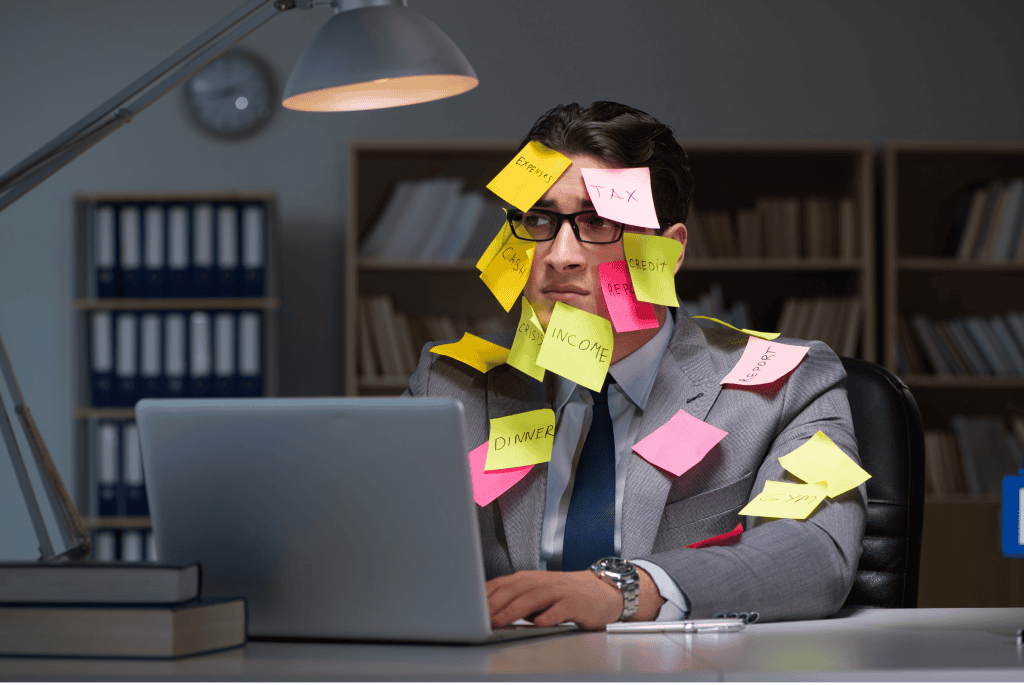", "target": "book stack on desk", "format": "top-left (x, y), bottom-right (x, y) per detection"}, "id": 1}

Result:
top-left (0, 562), bottom-right (246, 659)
